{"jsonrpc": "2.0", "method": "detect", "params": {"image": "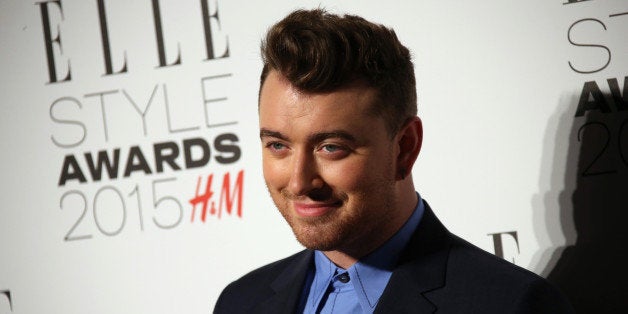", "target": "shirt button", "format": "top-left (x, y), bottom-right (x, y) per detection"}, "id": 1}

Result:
top-left (338, 273), bottom-right (350, 283)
